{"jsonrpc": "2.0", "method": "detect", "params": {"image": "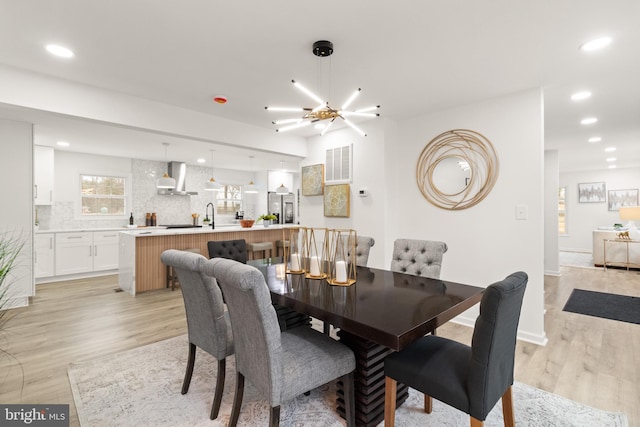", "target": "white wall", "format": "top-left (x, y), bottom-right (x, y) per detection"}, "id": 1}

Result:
top-left (544, 150), bottom-right (560, 275)
top-left (299, 90), bottom-right (546, 344)
top-left (0, 118), bottom-right (34, 308)
top-left (300, 119), bottom-right (390, 269)
top-left (559, 167), bottom-right (640, 252)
